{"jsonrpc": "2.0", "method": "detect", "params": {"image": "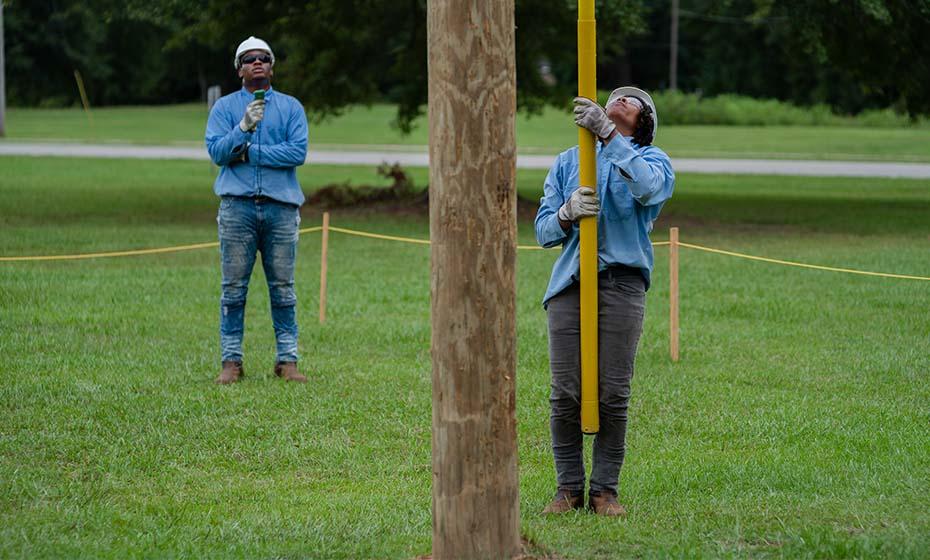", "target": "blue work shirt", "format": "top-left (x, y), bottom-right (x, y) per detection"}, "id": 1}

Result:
top-left (205, 87), bottom-right (309, 206)
top-left (535, 135), bottom-right (675, 306)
